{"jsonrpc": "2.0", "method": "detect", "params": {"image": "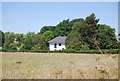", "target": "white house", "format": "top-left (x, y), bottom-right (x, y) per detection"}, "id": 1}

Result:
top-left (48, 36), bottom-right (67, 51)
